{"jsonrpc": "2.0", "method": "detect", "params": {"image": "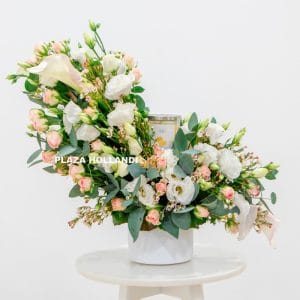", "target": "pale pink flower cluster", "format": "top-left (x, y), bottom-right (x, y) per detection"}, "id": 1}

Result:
top-left (29, 109), bottom-right (48, 132)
